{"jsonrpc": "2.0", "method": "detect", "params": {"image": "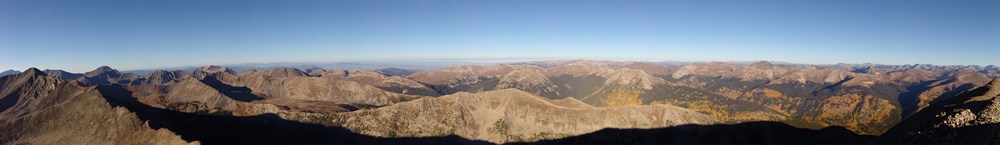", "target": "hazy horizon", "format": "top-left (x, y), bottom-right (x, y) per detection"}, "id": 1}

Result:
top-left (3, 0), bottom-right (998, 72)
top-left (4, 58), bottom-right (999, 74)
